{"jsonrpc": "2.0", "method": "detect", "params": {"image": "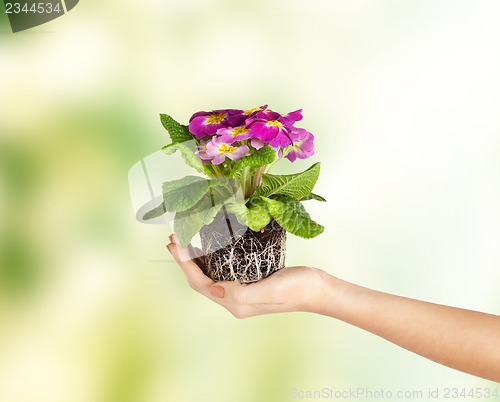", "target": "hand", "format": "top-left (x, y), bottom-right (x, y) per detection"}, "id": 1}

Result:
top-left (167, 236), bottom-right (500, 381)
top-left (167, 234), bottom-right (326, 318)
